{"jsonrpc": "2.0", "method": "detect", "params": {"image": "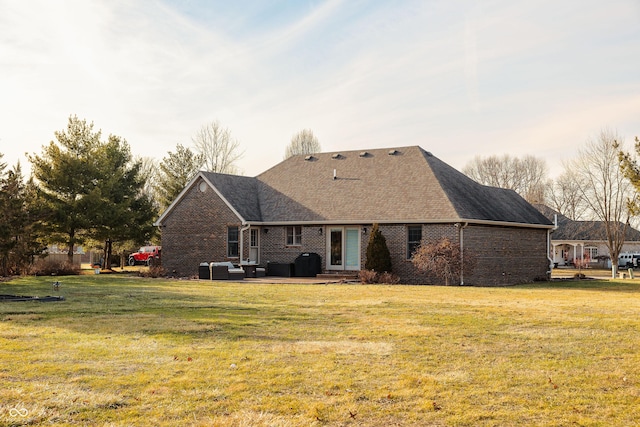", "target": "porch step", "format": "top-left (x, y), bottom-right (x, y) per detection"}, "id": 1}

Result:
top-left (316, 273), bottom-right (359, 281)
